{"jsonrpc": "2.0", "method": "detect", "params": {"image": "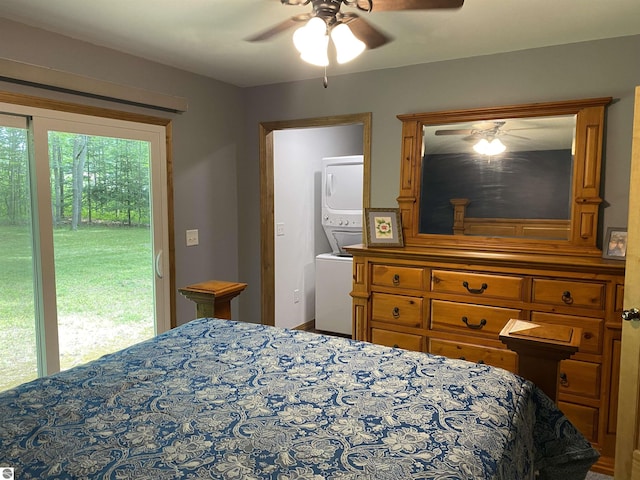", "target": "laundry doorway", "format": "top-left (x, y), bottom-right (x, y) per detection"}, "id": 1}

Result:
top-left (259, 113), bottom-right (371, 328)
